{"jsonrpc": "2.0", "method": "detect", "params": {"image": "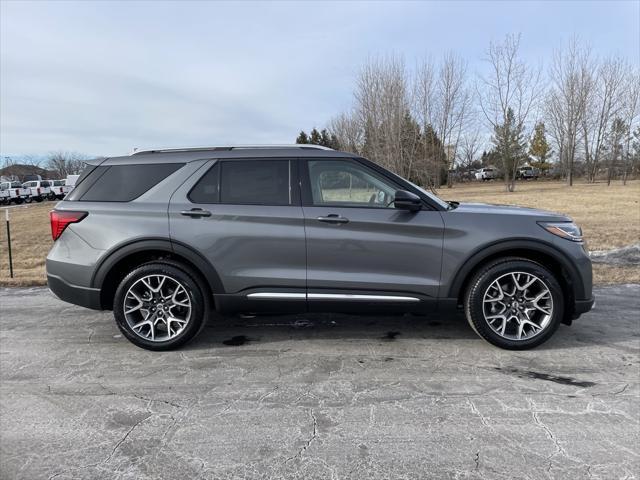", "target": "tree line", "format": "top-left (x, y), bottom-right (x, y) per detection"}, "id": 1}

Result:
top-left (297, 34), bottom-right (639, 191)
top-left (1, 152), bottom-right (89, 180)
